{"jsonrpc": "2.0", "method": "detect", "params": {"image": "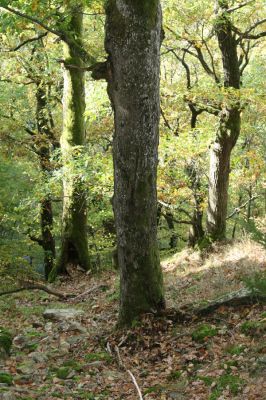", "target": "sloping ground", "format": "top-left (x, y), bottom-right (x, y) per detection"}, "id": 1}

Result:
top-left (0, 239), bottom-right (265, 400)
top-left (163, 238), bottom-right (266, 309)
